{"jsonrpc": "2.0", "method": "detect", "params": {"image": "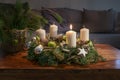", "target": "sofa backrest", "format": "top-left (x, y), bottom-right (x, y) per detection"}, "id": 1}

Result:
top-left (38, 8), bottom-right (120, 33)
top-left (115, 12), bottom-right (120, 33)
top-left (1, 3), bottom-right (120, 33)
